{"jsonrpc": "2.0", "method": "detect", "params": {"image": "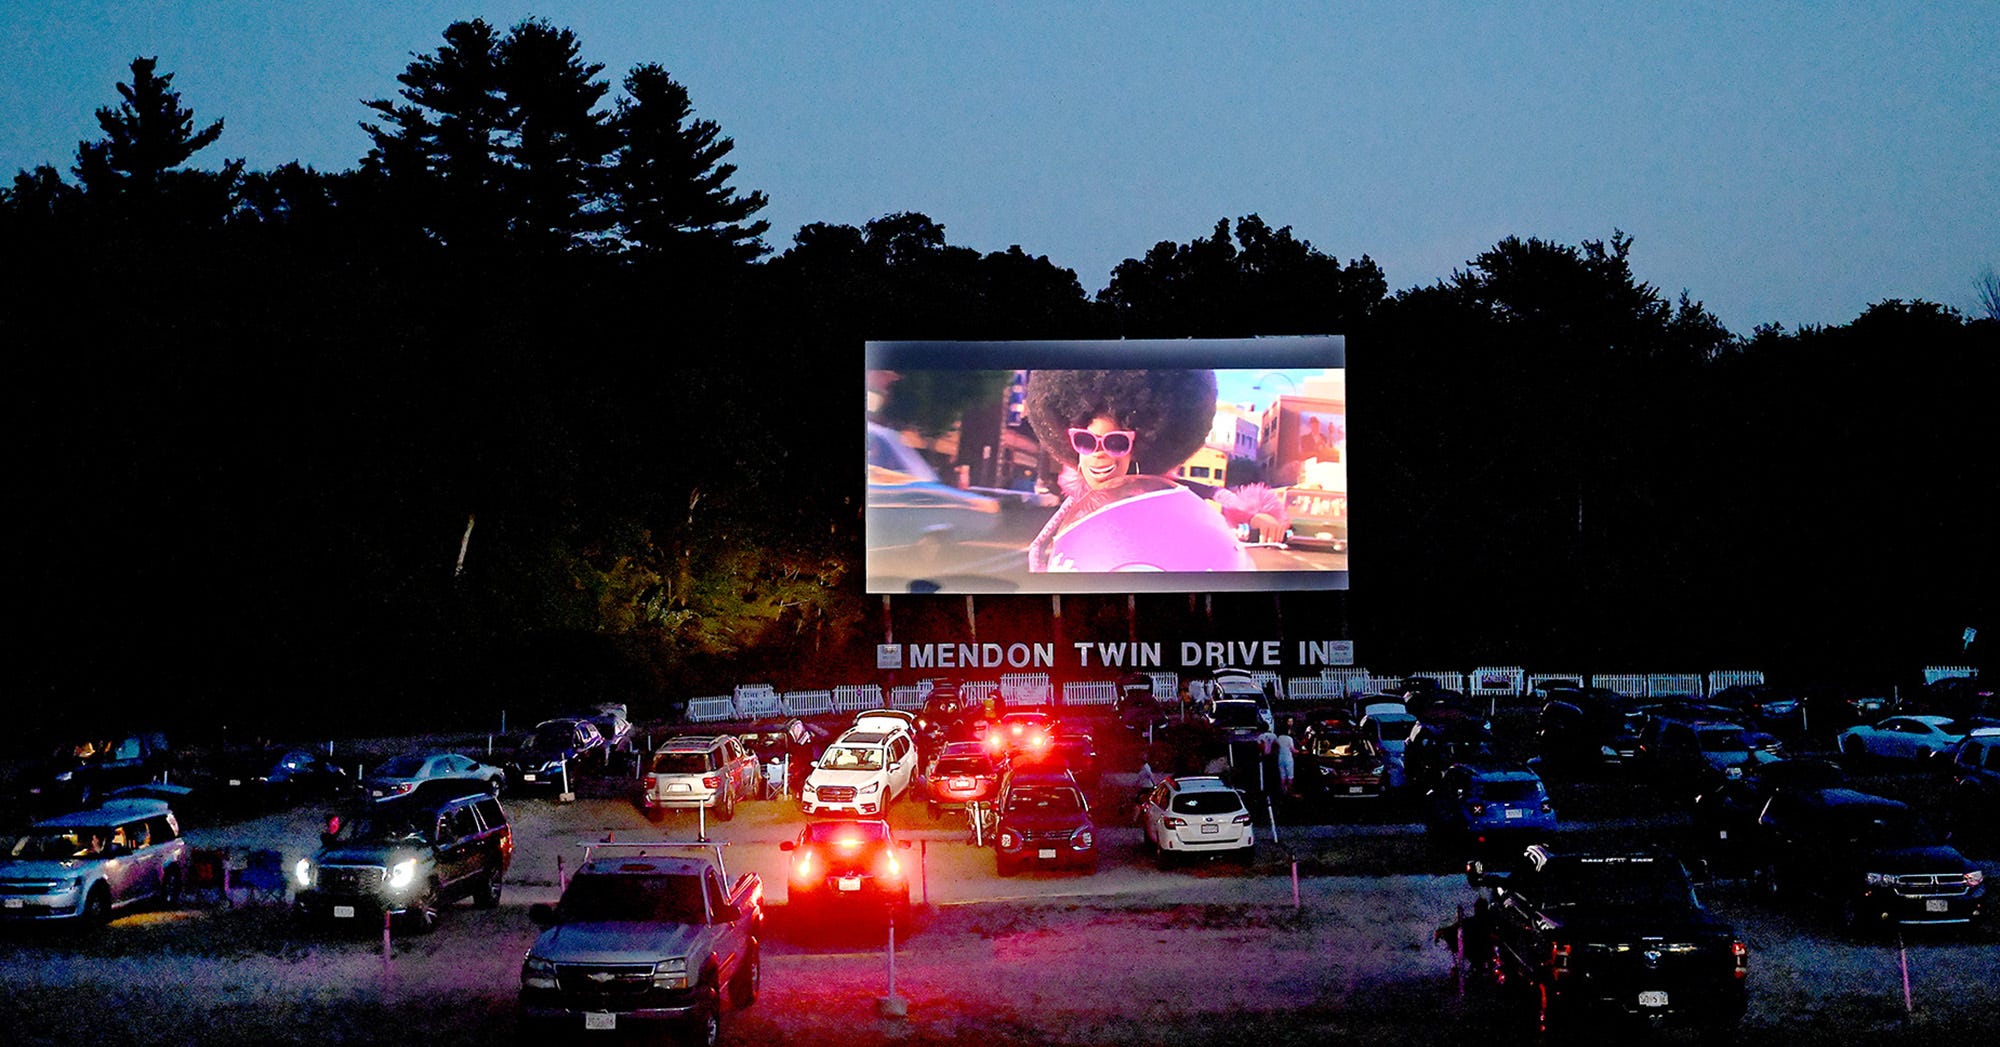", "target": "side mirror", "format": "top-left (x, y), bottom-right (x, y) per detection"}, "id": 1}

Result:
top-left (529, 902), bottom-right (559, 928)
top-left (713, 902), bottom-right (741, 924)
